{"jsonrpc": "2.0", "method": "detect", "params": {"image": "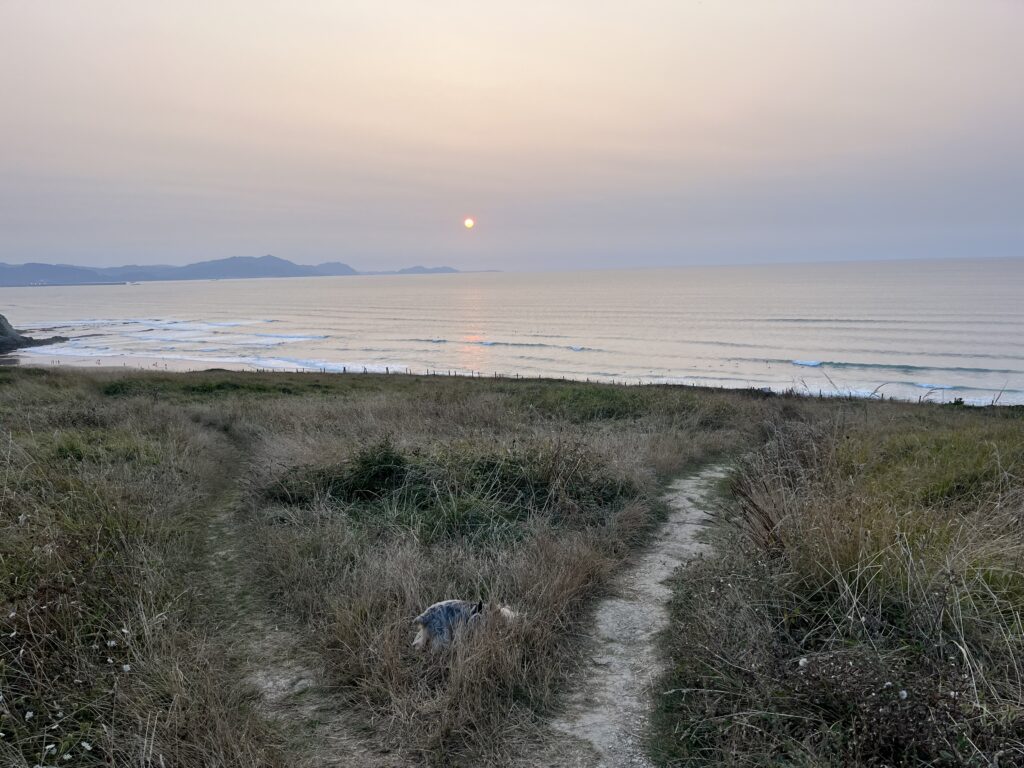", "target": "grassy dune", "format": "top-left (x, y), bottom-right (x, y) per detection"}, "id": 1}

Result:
top-left (0, 366), bottom-right (1020, 766)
